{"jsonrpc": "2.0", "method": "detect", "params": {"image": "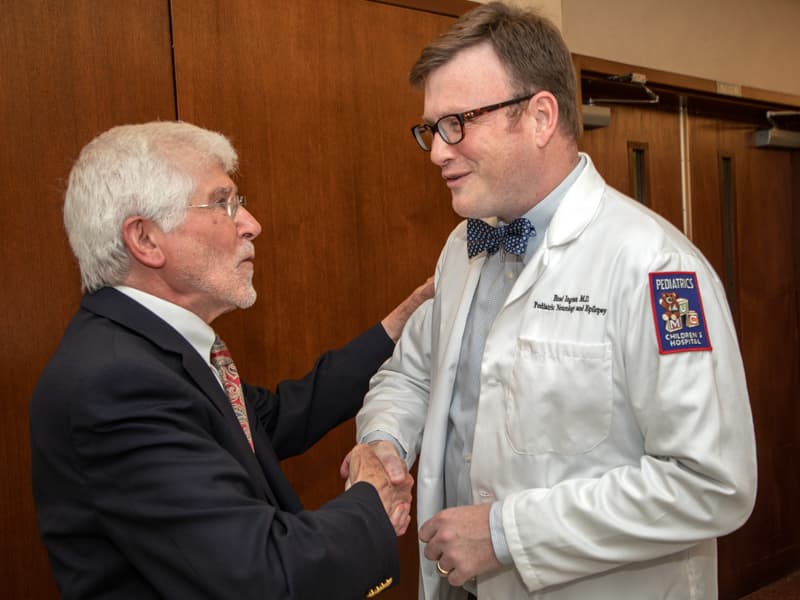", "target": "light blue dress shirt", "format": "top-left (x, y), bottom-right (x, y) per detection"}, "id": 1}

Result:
top-left (447, 155), bottom-right (587, 574)
top-left (364, 156), bottom-right (587, 587)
